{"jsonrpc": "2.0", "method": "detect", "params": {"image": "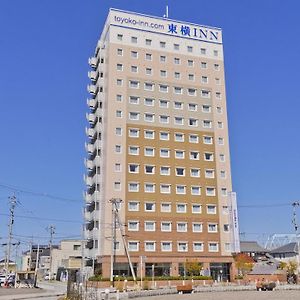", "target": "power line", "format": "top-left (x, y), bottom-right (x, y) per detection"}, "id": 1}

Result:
top-left (238, 202), bottom-right (292, 208)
